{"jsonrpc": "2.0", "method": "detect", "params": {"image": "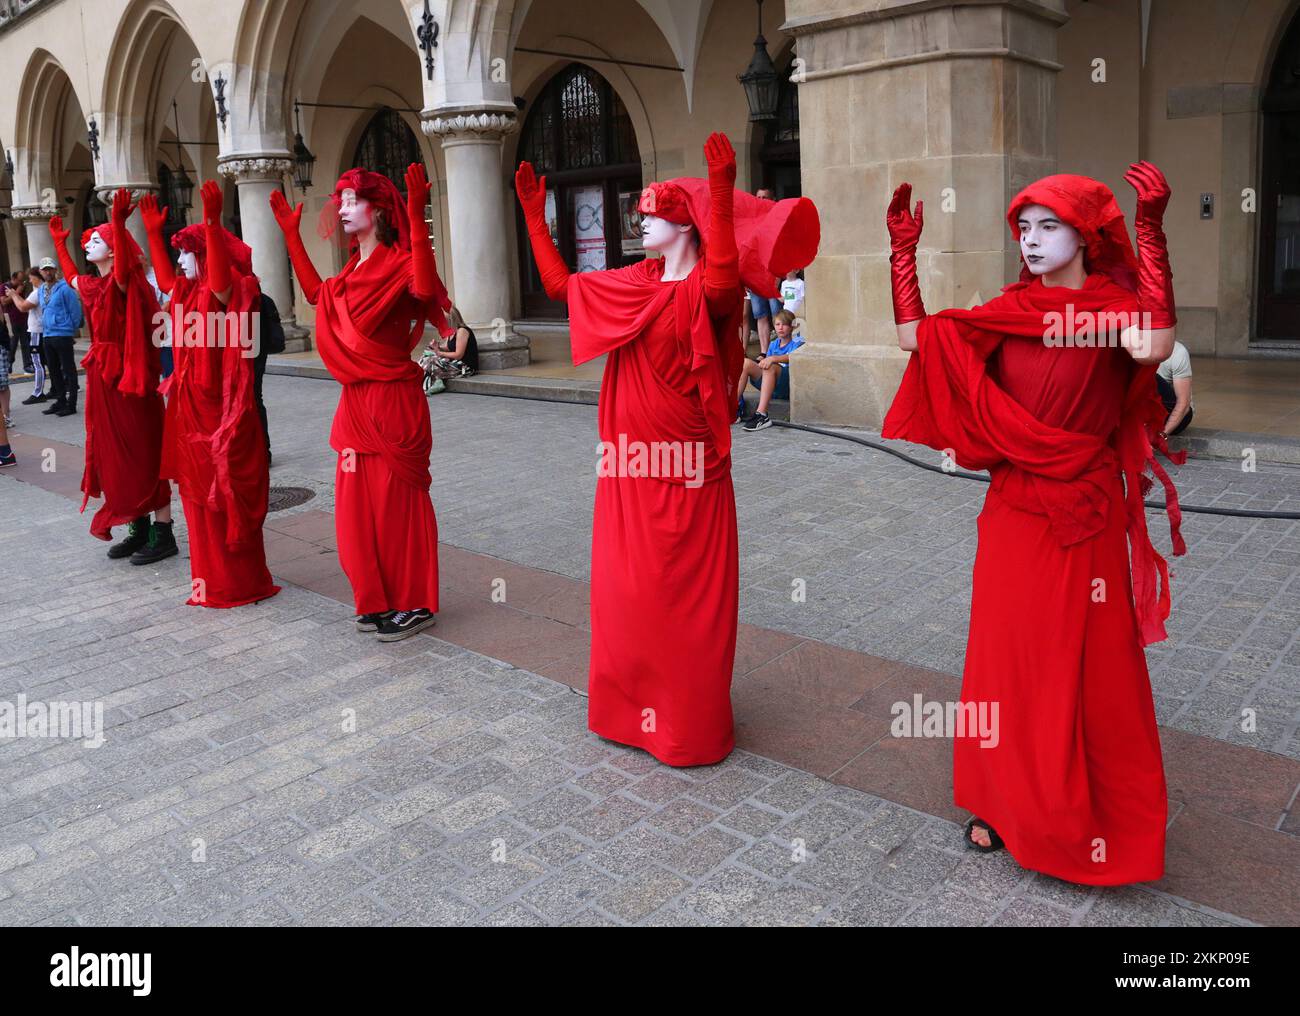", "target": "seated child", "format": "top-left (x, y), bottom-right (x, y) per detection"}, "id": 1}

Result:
top-left (735, 309), bottom-right (804, 432)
